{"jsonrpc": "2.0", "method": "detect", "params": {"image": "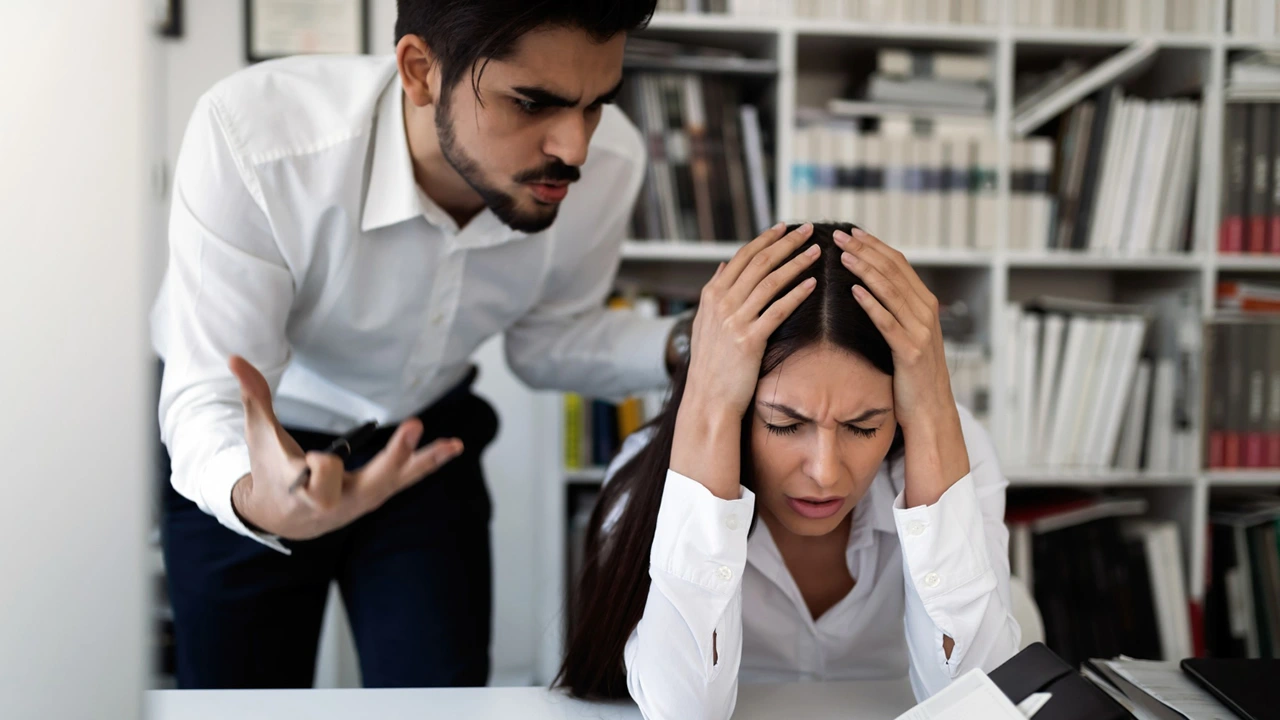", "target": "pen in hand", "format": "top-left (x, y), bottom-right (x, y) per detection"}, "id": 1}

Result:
top-left (289, 420), bottom-right (381, 494)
